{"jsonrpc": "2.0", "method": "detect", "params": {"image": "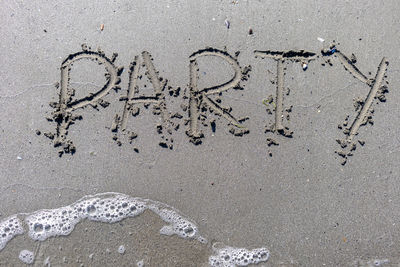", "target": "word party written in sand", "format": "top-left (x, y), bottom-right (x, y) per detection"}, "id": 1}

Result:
top-left (42, 44), bottom-right (389, 165)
